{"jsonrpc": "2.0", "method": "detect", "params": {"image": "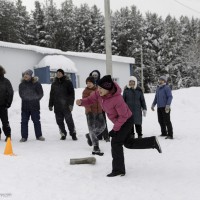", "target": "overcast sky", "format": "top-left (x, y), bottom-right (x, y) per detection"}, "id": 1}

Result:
top-left (18, 0), bottom-right (200, 19)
